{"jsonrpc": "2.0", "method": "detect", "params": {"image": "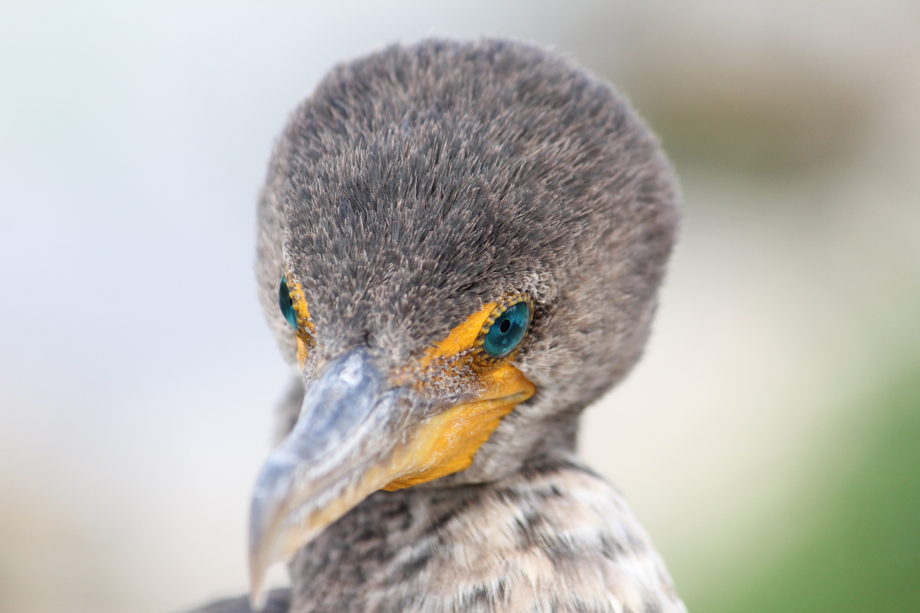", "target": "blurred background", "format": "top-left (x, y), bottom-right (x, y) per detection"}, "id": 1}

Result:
top-left (1, 1), bottom-right (918, 612)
